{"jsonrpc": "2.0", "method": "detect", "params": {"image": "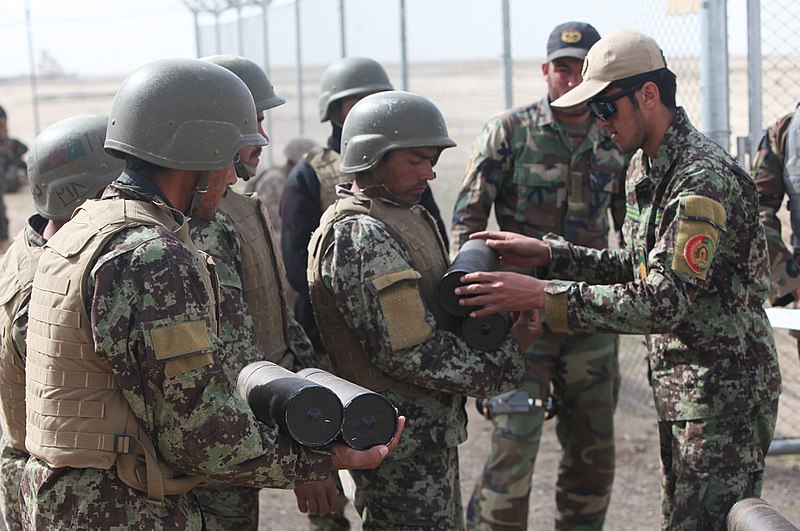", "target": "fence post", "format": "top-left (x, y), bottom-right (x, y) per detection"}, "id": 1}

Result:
top-left (699, 0), bottom-right (731, 150)
top-left (339, 0), bottom-right (346, 58)
top-left (399, 0), bottom-right (408, 91)
top-left (747, 0), bottom-right (763, 158)
top-left (501, 0), bottom-right (512, 110)
top-left (295, 0), bottom-right (304, 136)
